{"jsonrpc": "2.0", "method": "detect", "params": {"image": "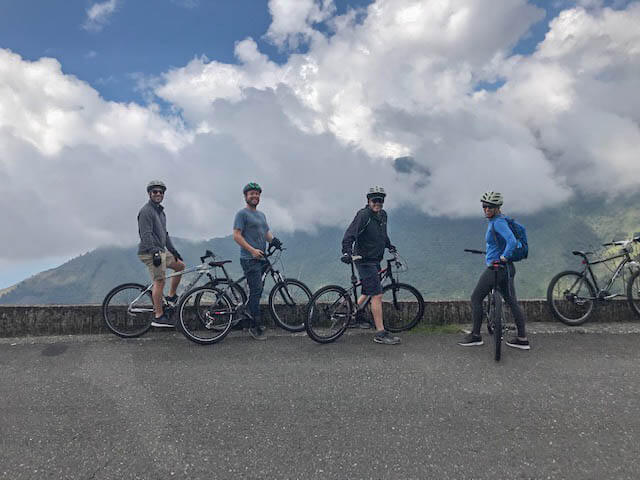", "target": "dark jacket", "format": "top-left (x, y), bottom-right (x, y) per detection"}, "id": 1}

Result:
top-left (342, 207), bottom-right (391, 262)
top-left (137, 201), bottom-right (177, 255)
